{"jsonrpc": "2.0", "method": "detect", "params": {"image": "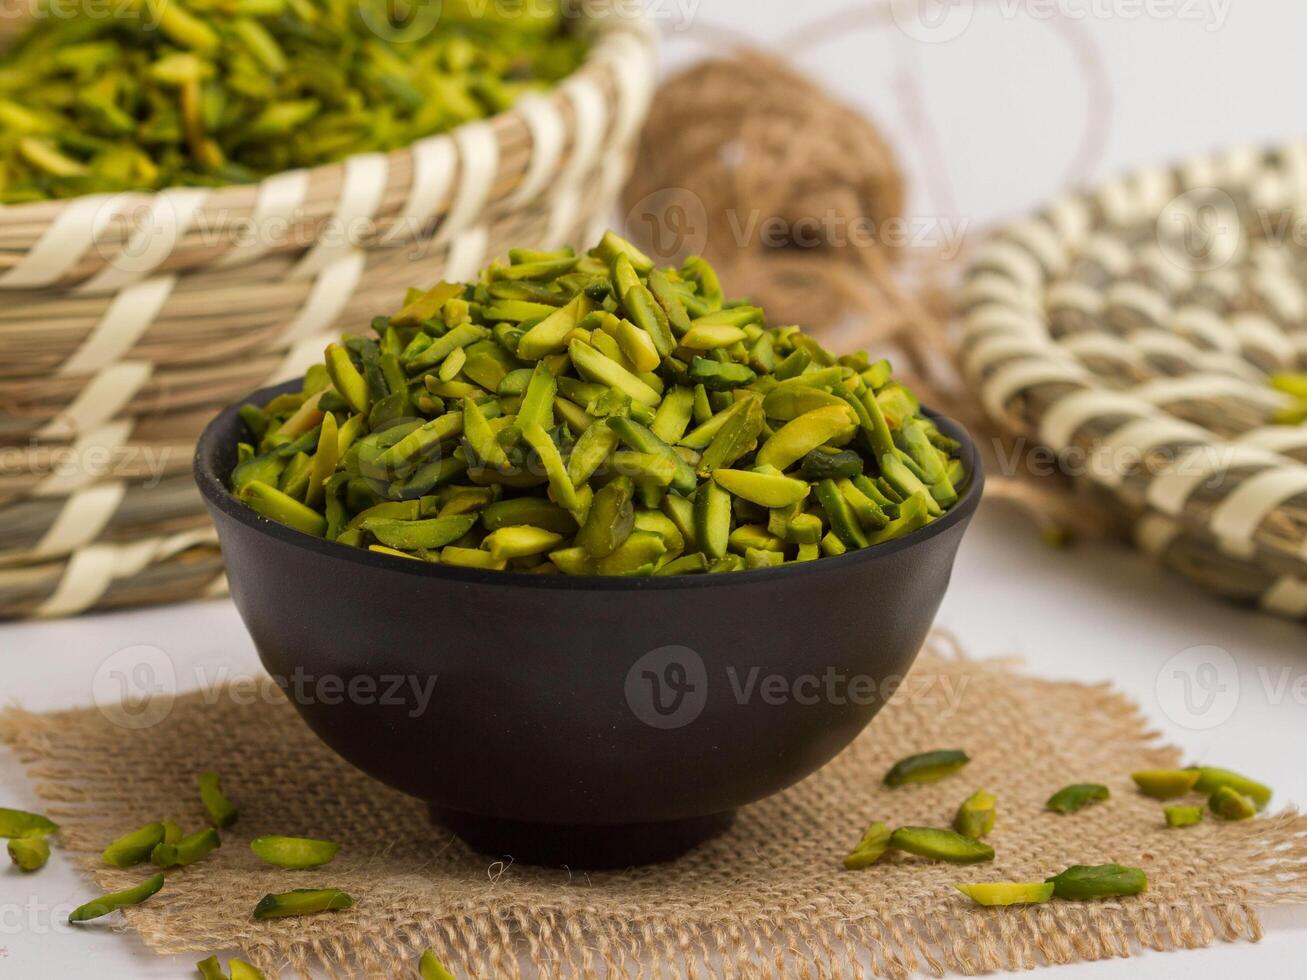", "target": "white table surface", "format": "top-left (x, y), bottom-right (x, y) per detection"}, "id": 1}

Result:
top-left (4, 2), bottom-right (1306, 977)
